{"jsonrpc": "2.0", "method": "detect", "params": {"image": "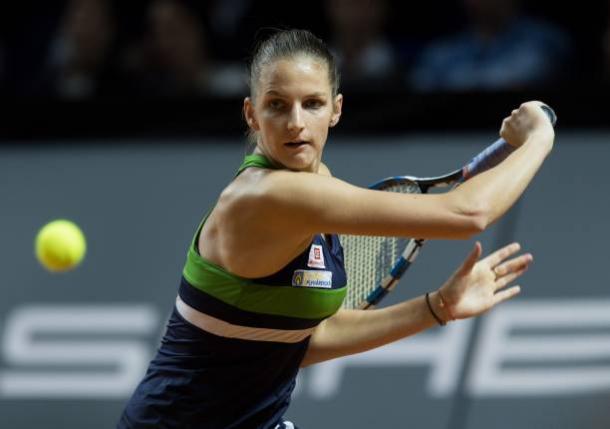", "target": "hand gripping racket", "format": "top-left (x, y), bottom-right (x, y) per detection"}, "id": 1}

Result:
top-left (341, 105), bottom-right (557, 309)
